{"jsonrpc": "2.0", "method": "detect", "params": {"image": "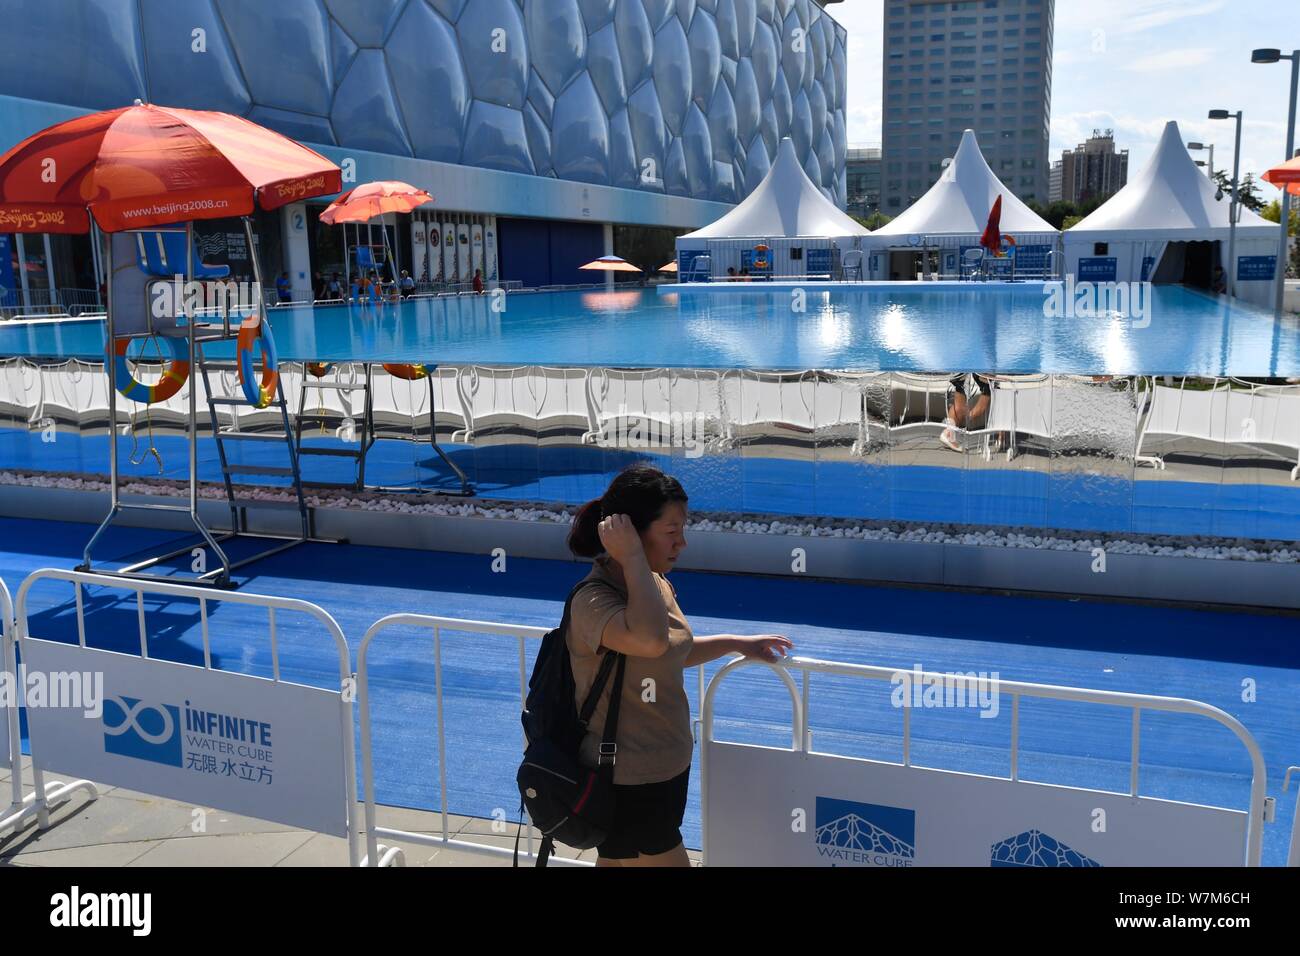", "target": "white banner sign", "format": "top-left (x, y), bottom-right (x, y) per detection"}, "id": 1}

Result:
top-left (457, 223), bottom-right (471, 281)
top-left (442, 221), bottom-right (457, 283)
top-left (23, 639), bottom-right (350, 837)
top-left (428, 219), bottom-right (442, 281)
top-left (704, 743), bottom-right (1248, 867)
top-left (410, 220), bottom-right (427, 282)
top-left (471, 223), bottom-right (484, 278)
